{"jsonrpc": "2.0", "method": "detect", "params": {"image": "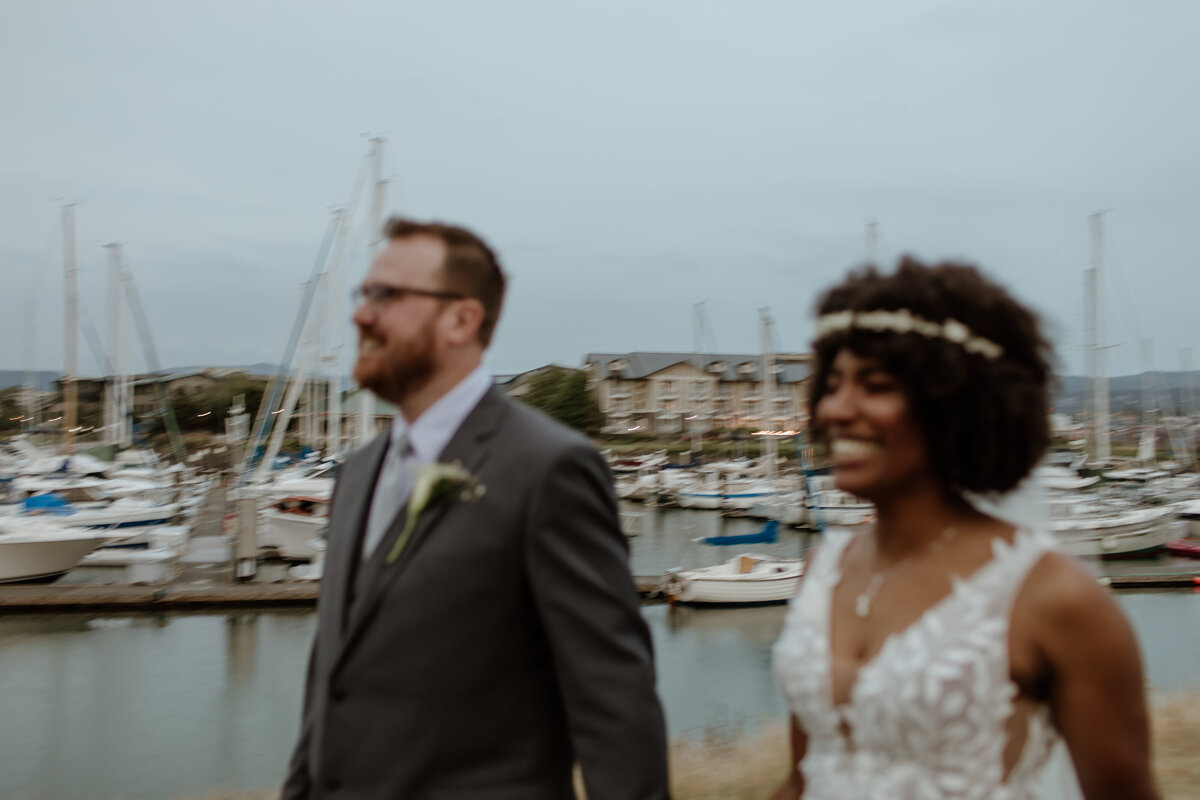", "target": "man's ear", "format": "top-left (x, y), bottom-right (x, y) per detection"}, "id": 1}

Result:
top-left (443, 298), bottom-right (485, 347)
